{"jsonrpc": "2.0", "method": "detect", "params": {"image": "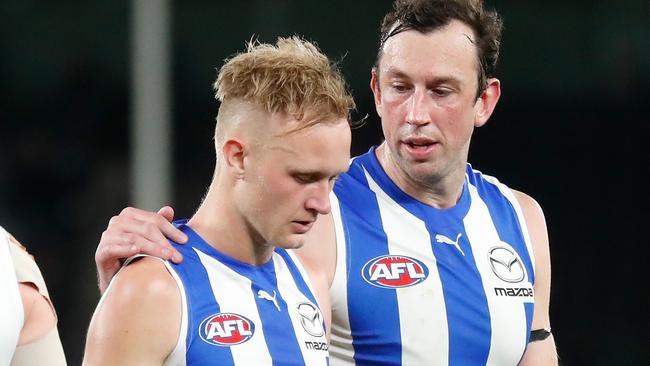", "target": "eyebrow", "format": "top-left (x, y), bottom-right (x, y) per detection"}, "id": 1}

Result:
top-left (384, 67), bottom-right (462, 88)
